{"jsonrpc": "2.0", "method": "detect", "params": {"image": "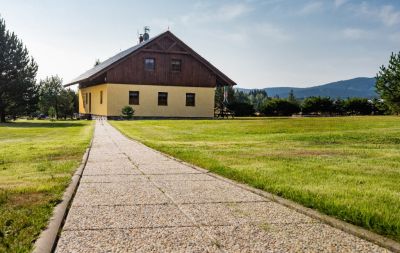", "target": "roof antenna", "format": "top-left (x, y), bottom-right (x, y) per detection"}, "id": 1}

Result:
top-left (143, 26), bottom-right (150, 41)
